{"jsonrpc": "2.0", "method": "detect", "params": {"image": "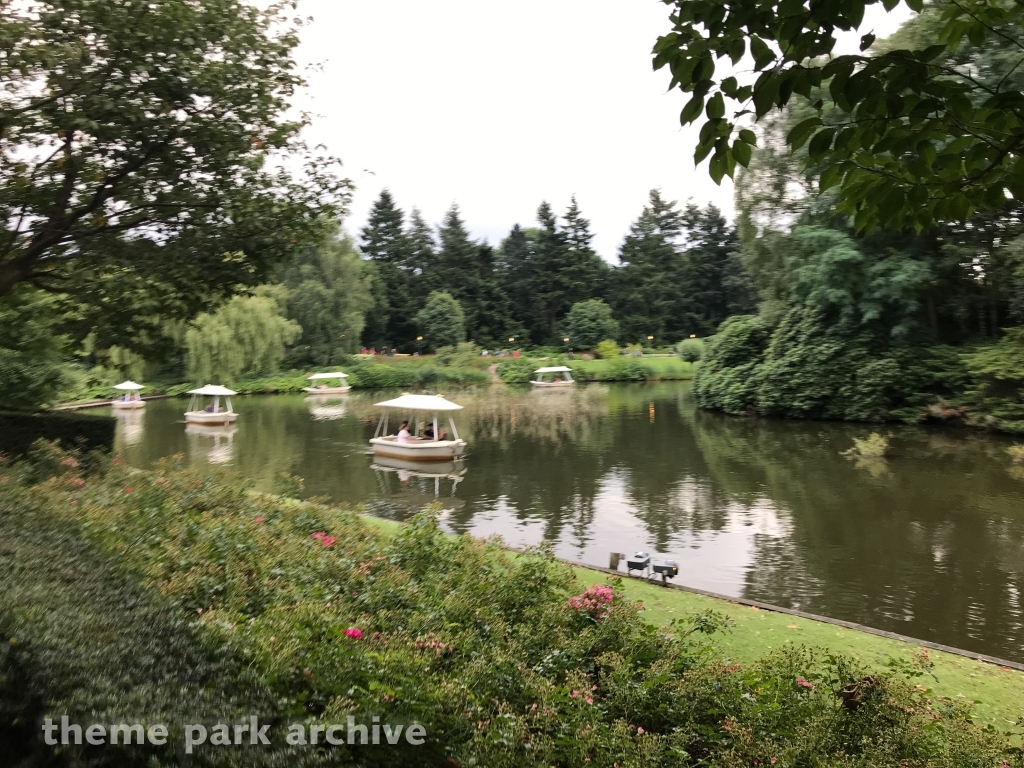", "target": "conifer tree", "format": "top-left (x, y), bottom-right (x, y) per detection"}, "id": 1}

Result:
top-left (532, 202), bottom-right (572, 343)
top-left (562, 197), bottom-right (609, 301)
top-left (360, 190), bottom-right (413, 348)
top-left (497, 224), bottom-right (540, 344)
